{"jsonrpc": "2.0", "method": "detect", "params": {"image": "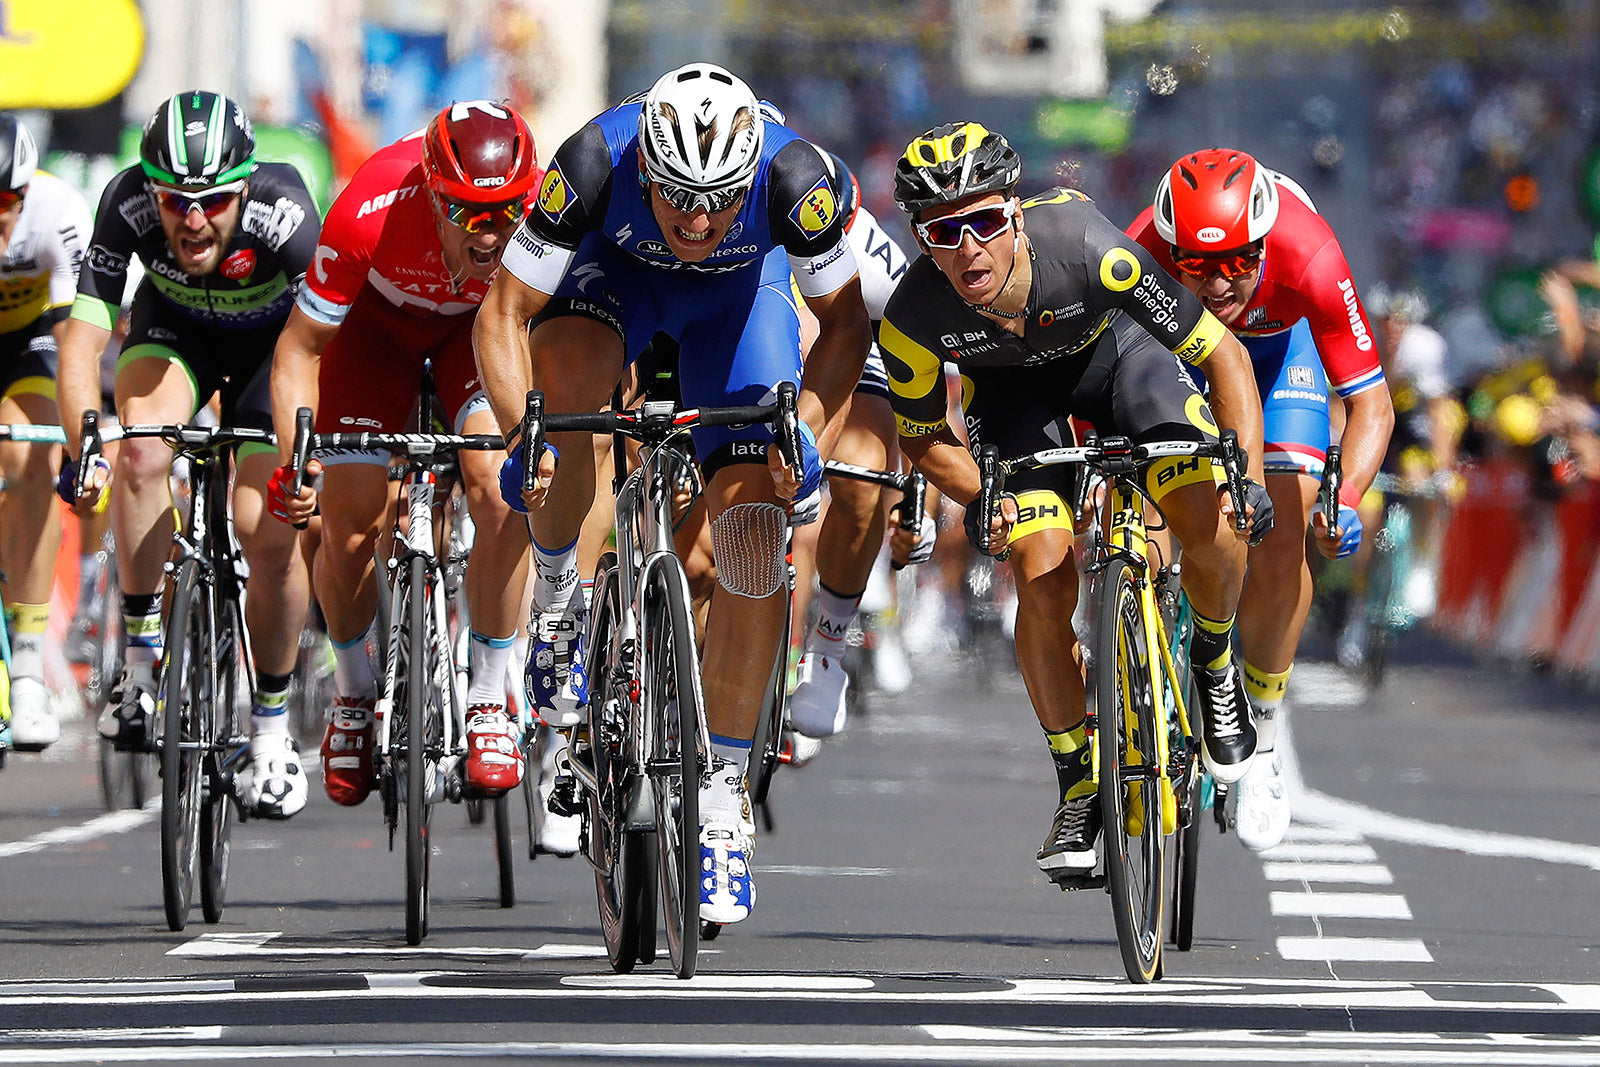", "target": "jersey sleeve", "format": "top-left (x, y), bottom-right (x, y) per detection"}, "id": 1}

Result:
top-left (1293, 241), bottom-right (1386, 397)
top-left (254, 164), bottom-right (323, 289)
top-left (879, 263), bottom-right (951, 438)
top-left (296, 172), bottom-right (377, 325)
top-left (1080, 207), bottom-right (1226, 366)
top-left (766, 139), bottom-right (858, 299)
top-left (846, 205), bottom-right (909, 321)
top-left (501, 122), bottom-right (614, 295)
top-left (71, 170), bottom-right (145, 331)
top-left (44, 180), bottom-right (92, 317)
